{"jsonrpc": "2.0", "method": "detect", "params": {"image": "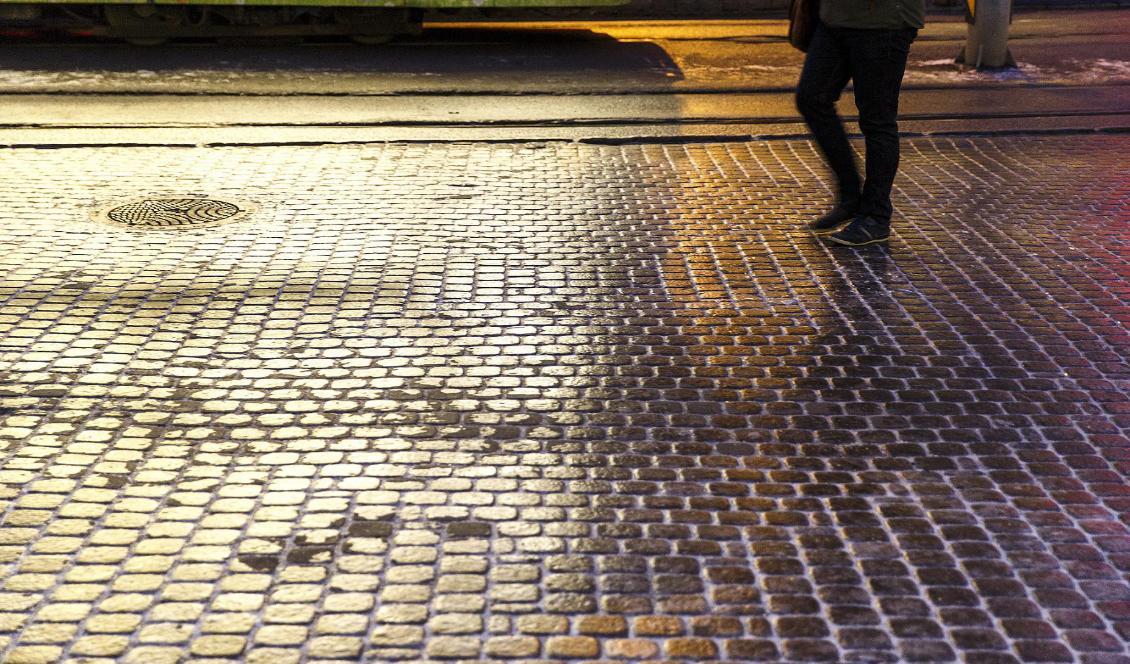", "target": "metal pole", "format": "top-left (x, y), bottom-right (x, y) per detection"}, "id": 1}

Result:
top-left (960, 0), bottom-right (1016, 69)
